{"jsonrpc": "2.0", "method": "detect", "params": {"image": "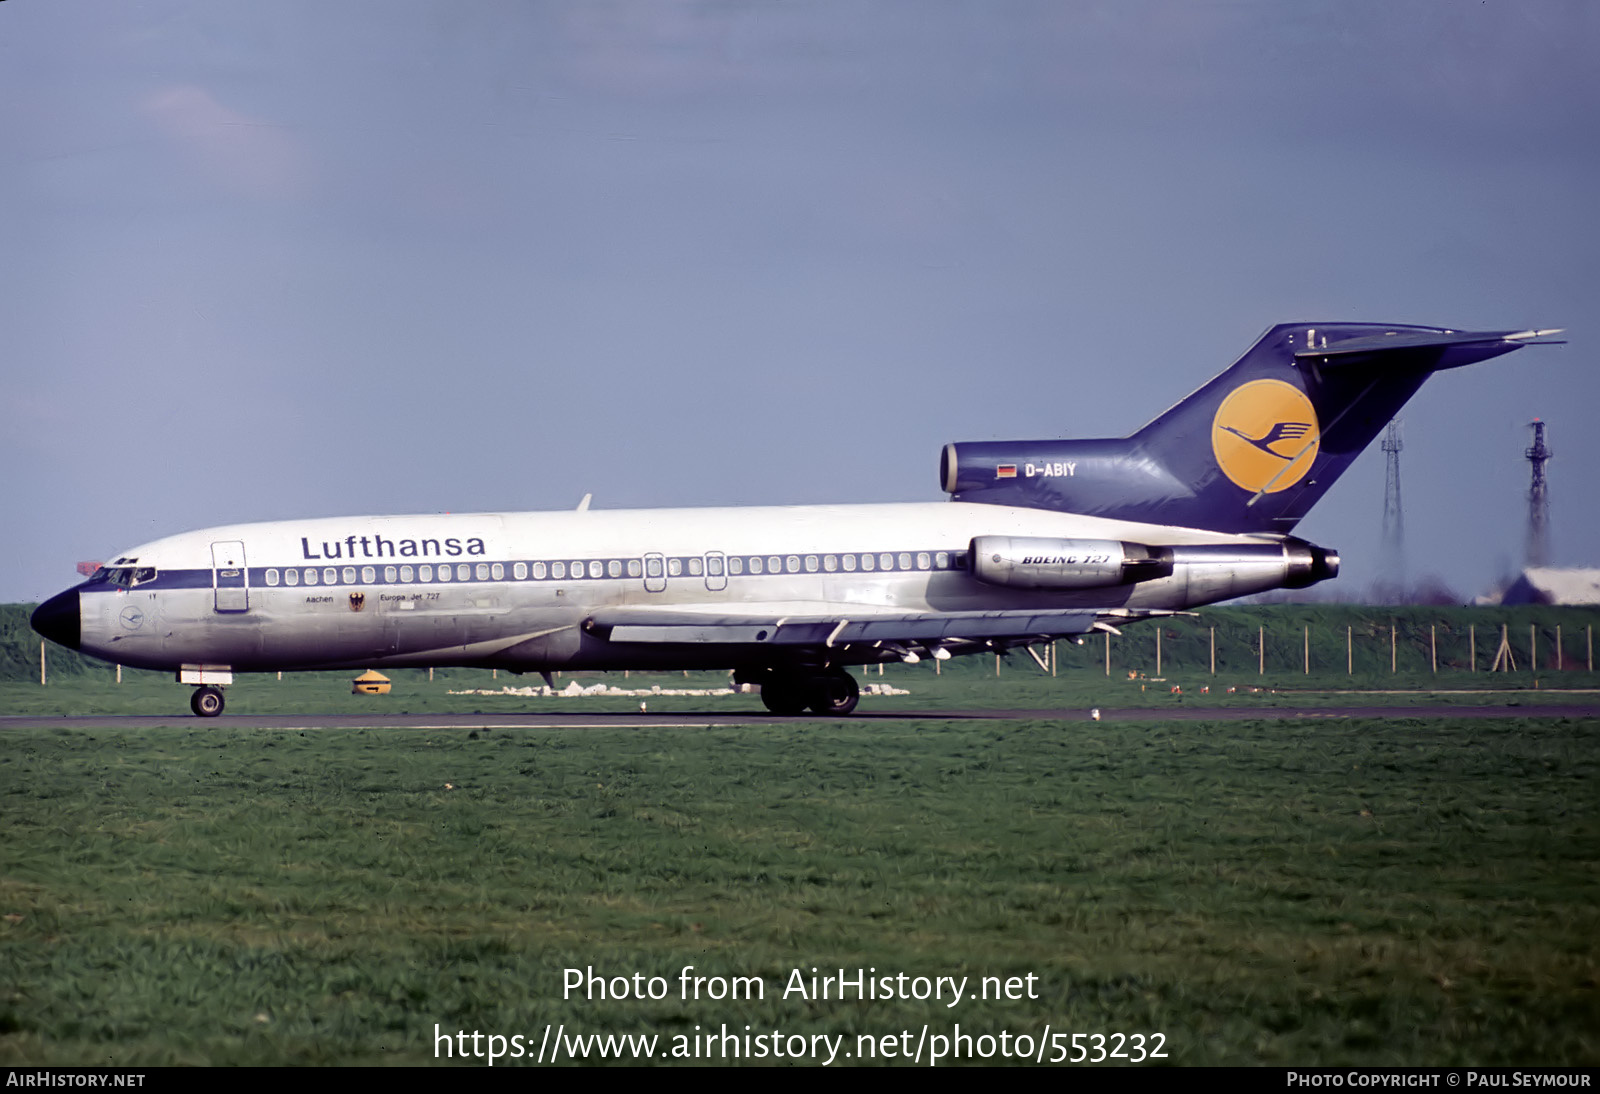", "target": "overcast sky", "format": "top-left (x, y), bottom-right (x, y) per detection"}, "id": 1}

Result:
top-left (3, 0), bottom-right (1595, 604)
